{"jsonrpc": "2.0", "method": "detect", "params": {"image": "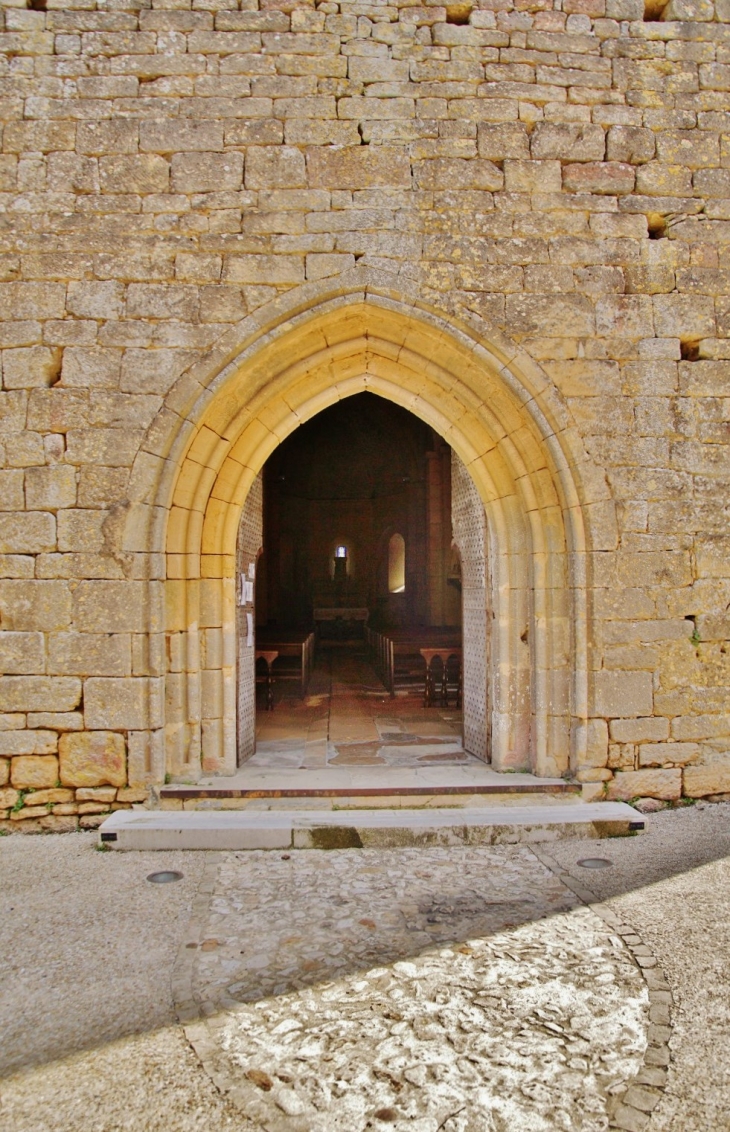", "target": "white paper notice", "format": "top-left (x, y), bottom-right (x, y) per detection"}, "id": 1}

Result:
top-left (246, 611), bottom-right (253, 647)
top-left (248, 562), bottom-right (256, 579)
top-left (238, 573), bottom-right (246, 606)
top-left (244, 580), bottom-right (254, 604)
